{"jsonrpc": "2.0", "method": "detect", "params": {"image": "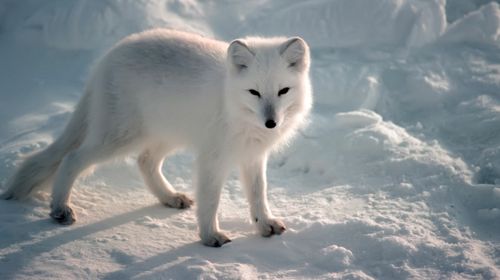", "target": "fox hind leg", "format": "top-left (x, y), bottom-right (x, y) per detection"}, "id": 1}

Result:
top-left (50, 131), bottom-right (140, 225)
top-left (50, 145), bottom-right (105, 225)
top-left (137, 144), bottom-right (193, 209)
